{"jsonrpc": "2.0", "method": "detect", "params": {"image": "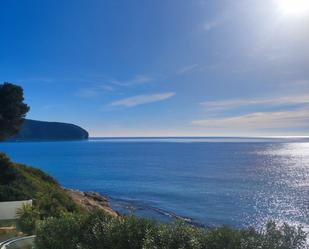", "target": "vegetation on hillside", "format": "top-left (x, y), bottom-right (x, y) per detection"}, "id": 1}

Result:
top-left (35, 211), bottom-right (308, 249)
top-left (0, 153), bottom-right (75, 207)
top-left (0, 153), bottom-right (80, 234)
